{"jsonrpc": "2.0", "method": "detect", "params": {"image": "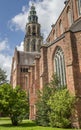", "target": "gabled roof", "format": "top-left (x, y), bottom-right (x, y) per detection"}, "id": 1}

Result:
top-left (17, 51), bottom-right (40, 66)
